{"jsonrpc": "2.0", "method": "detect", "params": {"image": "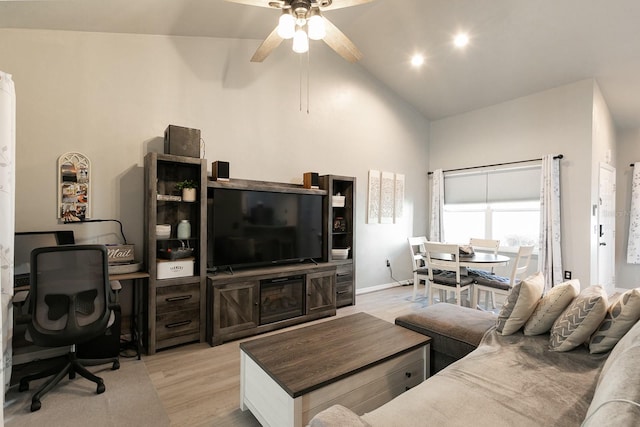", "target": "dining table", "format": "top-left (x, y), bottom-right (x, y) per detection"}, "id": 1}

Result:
top-left (428, 252), bottom-right (511, 269)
